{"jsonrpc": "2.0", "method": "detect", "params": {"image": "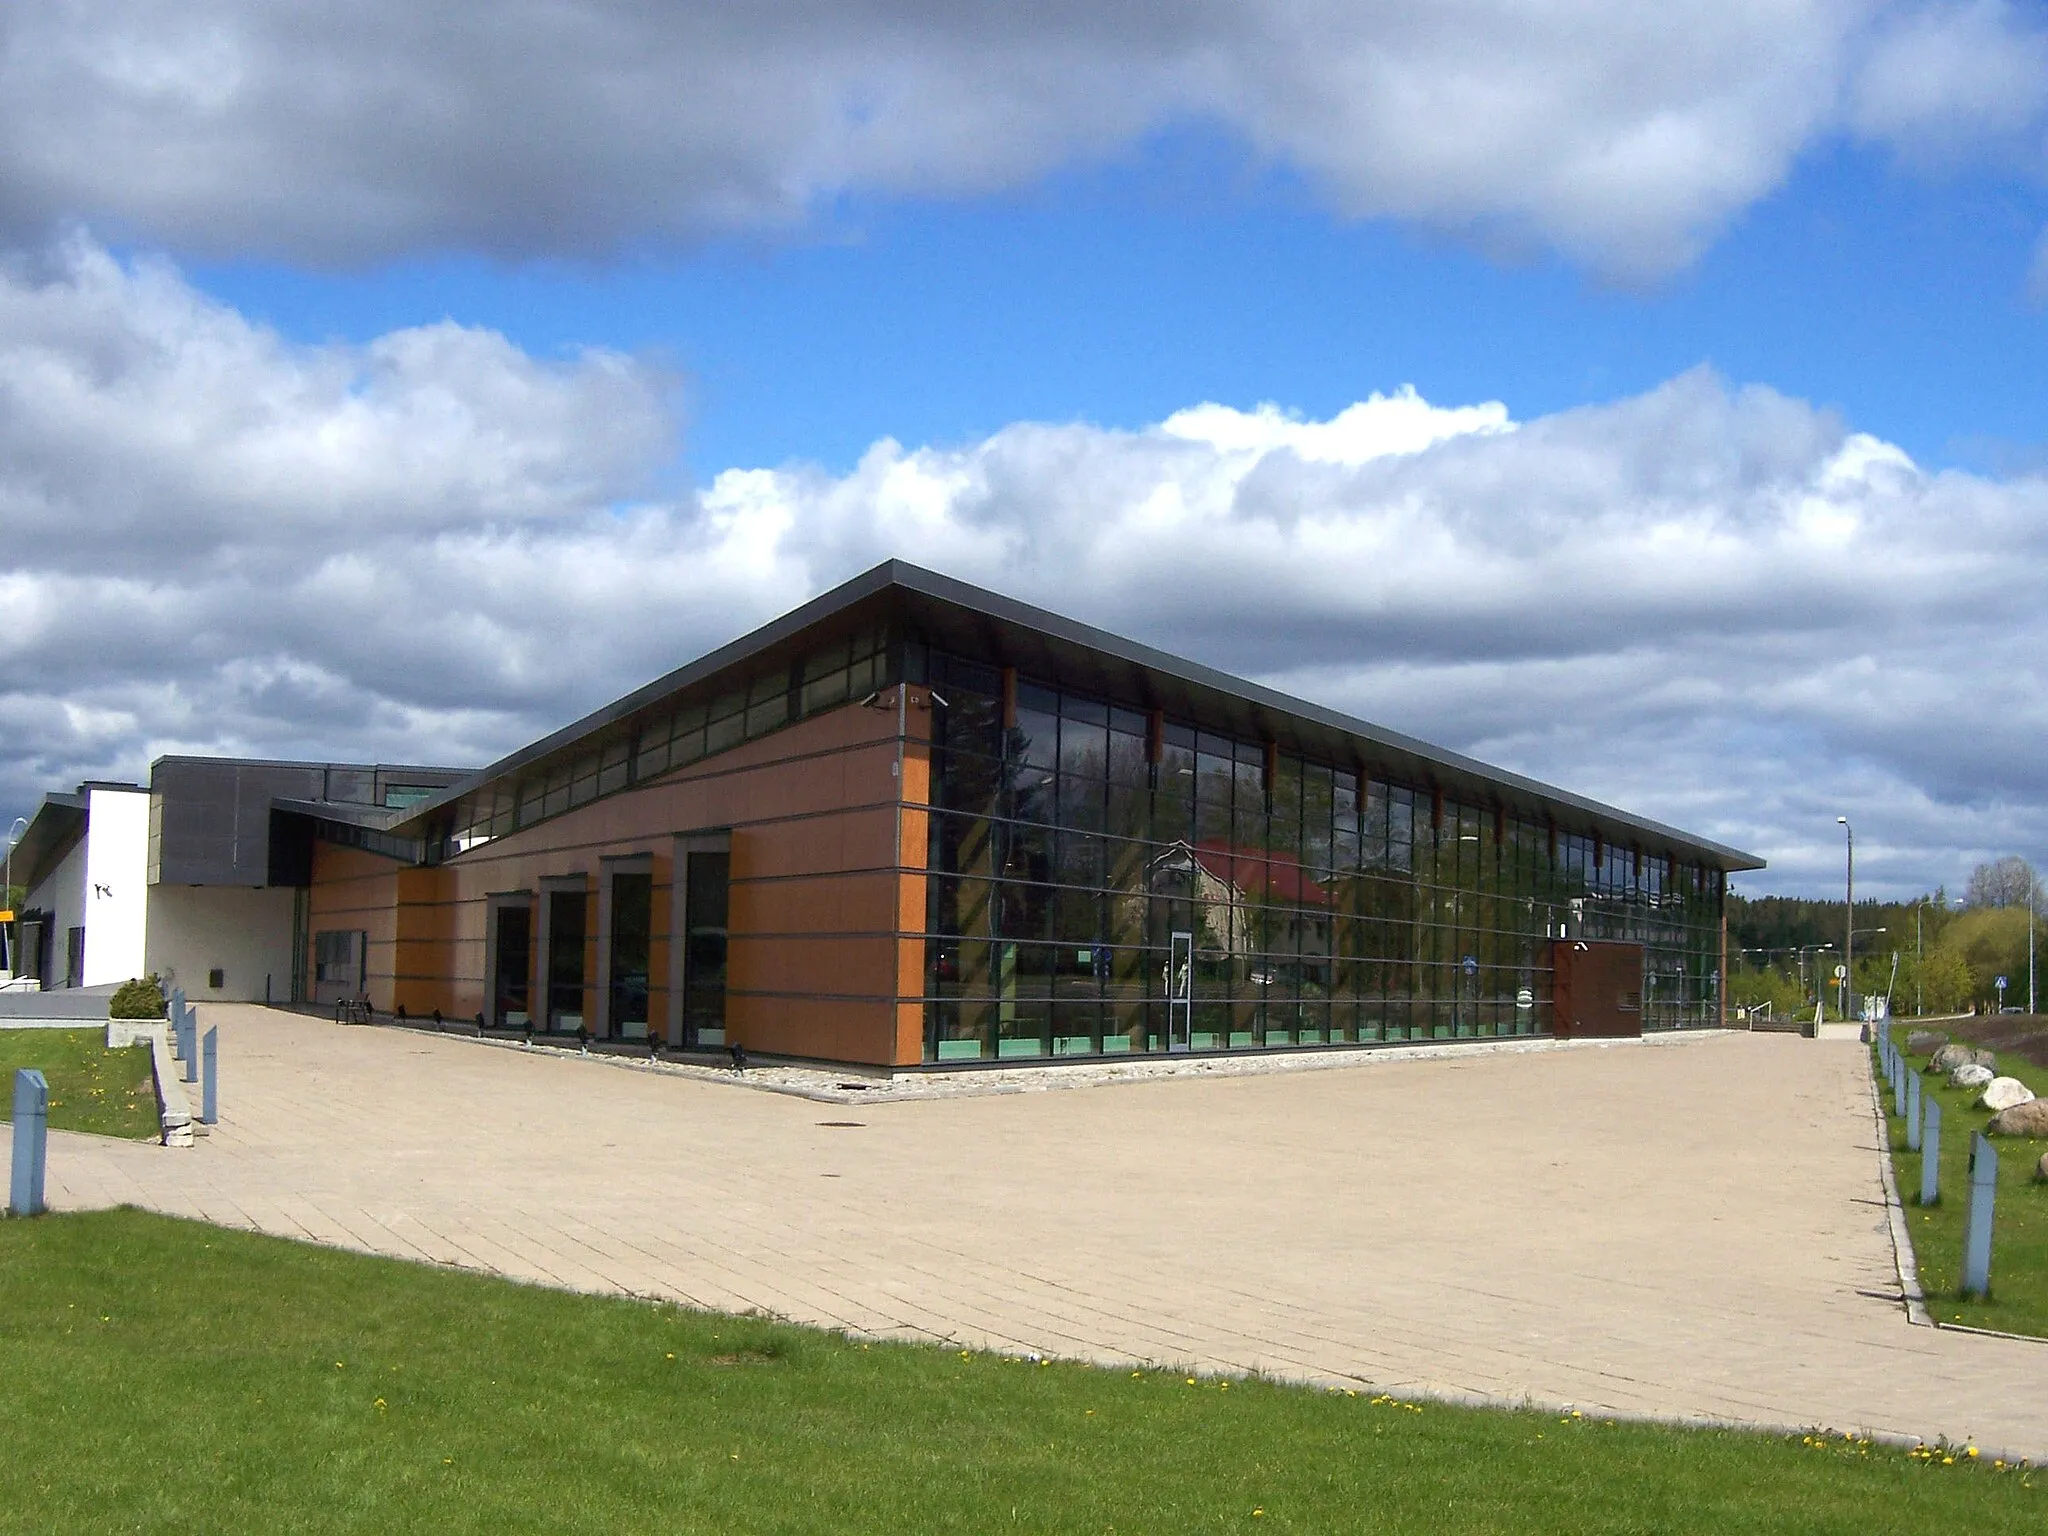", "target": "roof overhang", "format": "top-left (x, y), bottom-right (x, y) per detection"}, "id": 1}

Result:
top-left (394, 560), bottom-right (1764, 873)
top-left (9, 792), bottom-right (88, 894)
